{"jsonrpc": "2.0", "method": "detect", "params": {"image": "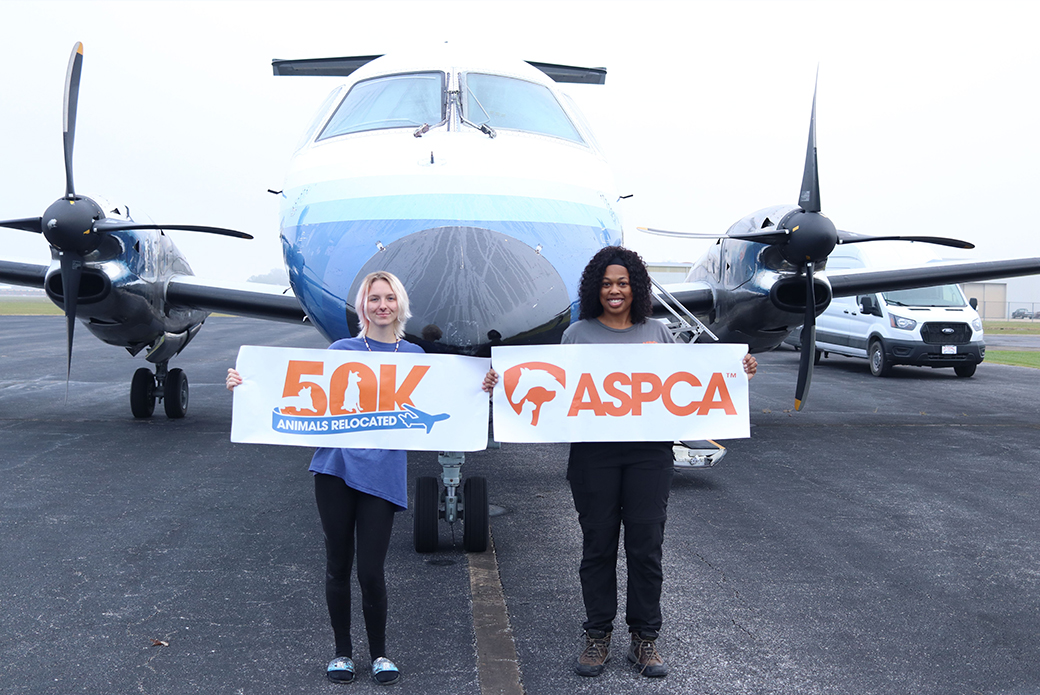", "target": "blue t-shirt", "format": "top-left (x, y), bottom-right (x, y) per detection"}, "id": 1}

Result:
top-left (308, 336), bottom-right (424, 510)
